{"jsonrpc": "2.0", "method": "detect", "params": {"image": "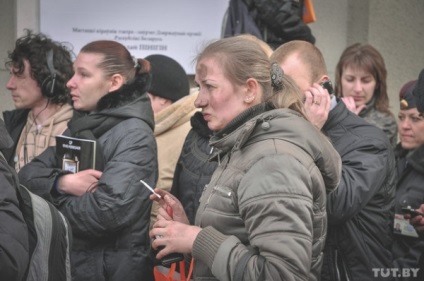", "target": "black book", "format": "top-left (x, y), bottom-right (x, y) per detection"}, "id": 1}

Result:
top-left (55, 135), bottom-right (96, 173)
